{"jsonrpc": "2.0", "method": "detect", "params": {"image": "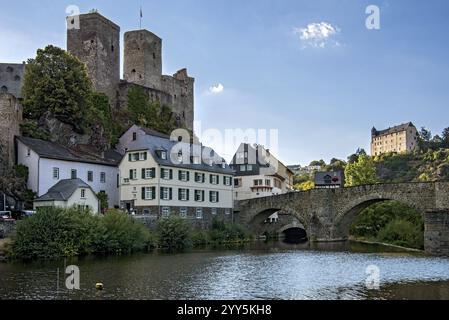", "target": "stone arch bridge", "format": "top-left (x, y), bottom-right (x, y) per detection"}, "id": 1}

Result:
top-left (235, 182), bottom-right (449, 255)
